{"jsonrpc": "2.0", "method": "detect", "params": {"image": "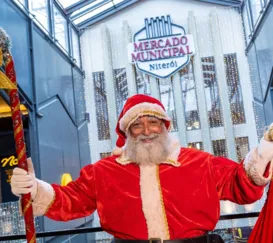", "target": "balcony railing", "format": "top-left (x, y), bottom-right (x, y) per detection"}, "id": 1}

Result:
top-left (0, 201), bottom-right (260, 242)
